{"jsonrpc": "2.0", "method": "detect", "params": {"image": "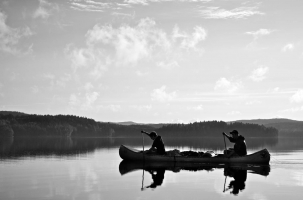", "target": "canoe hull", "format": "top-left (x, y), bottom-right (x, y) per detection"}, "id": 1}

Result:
top-left (119, 160), bottom-right (270, 176)
top-left (119, 145), bottom-right (270, 164)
